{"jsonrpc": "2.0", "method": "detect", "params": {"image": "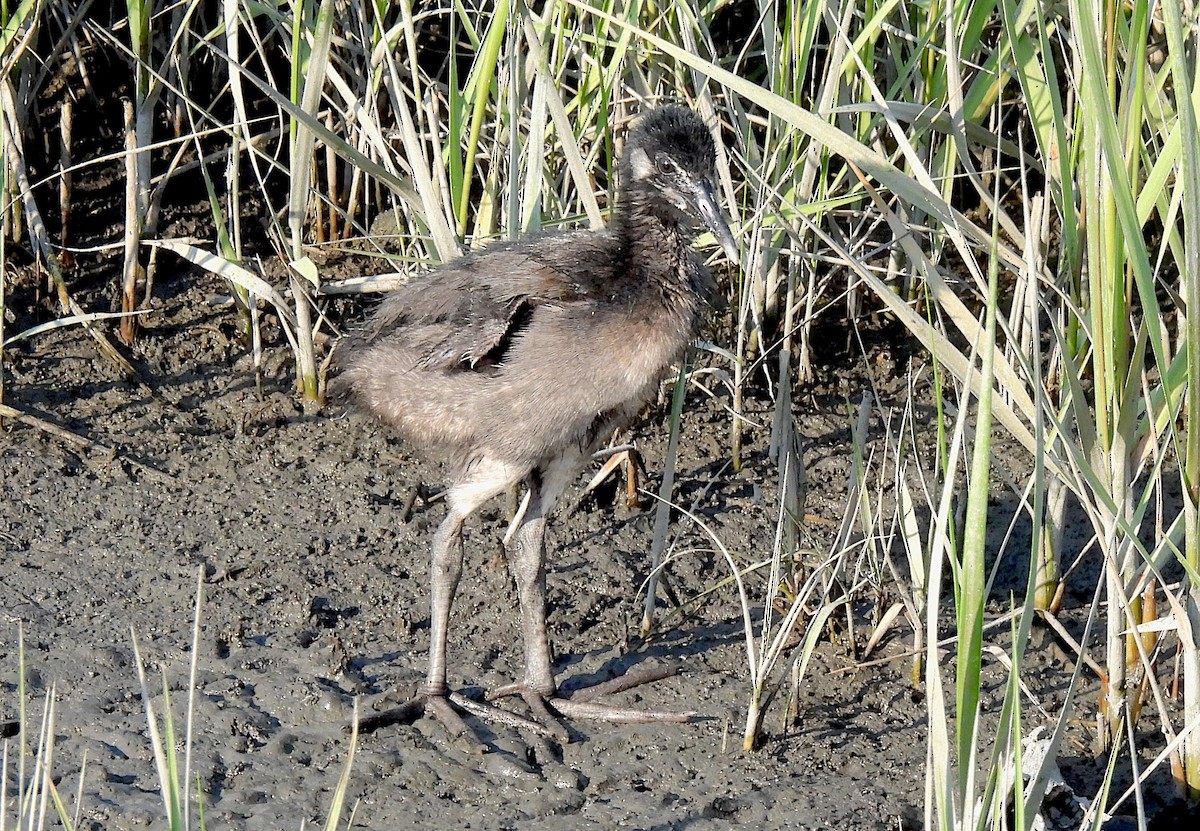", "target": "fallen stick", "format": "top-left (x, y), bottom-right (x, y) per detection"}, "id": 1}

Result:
top-left (0, 403), bottom-right (176, 485)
